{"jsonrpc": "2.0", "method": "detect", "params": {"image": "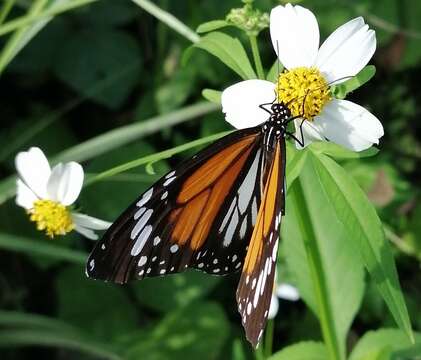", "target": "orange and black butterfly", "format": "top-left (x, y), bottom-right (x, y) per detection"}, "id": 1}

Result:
top-left (86, 101), bottom-right (304, 347)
